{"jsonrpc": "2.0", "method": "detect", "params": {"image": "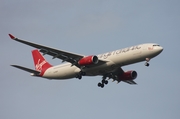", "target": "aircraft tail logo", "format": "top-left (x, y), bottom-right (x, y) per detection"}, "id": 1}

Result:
top-left (32, 50), bottom-right (52, 72)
